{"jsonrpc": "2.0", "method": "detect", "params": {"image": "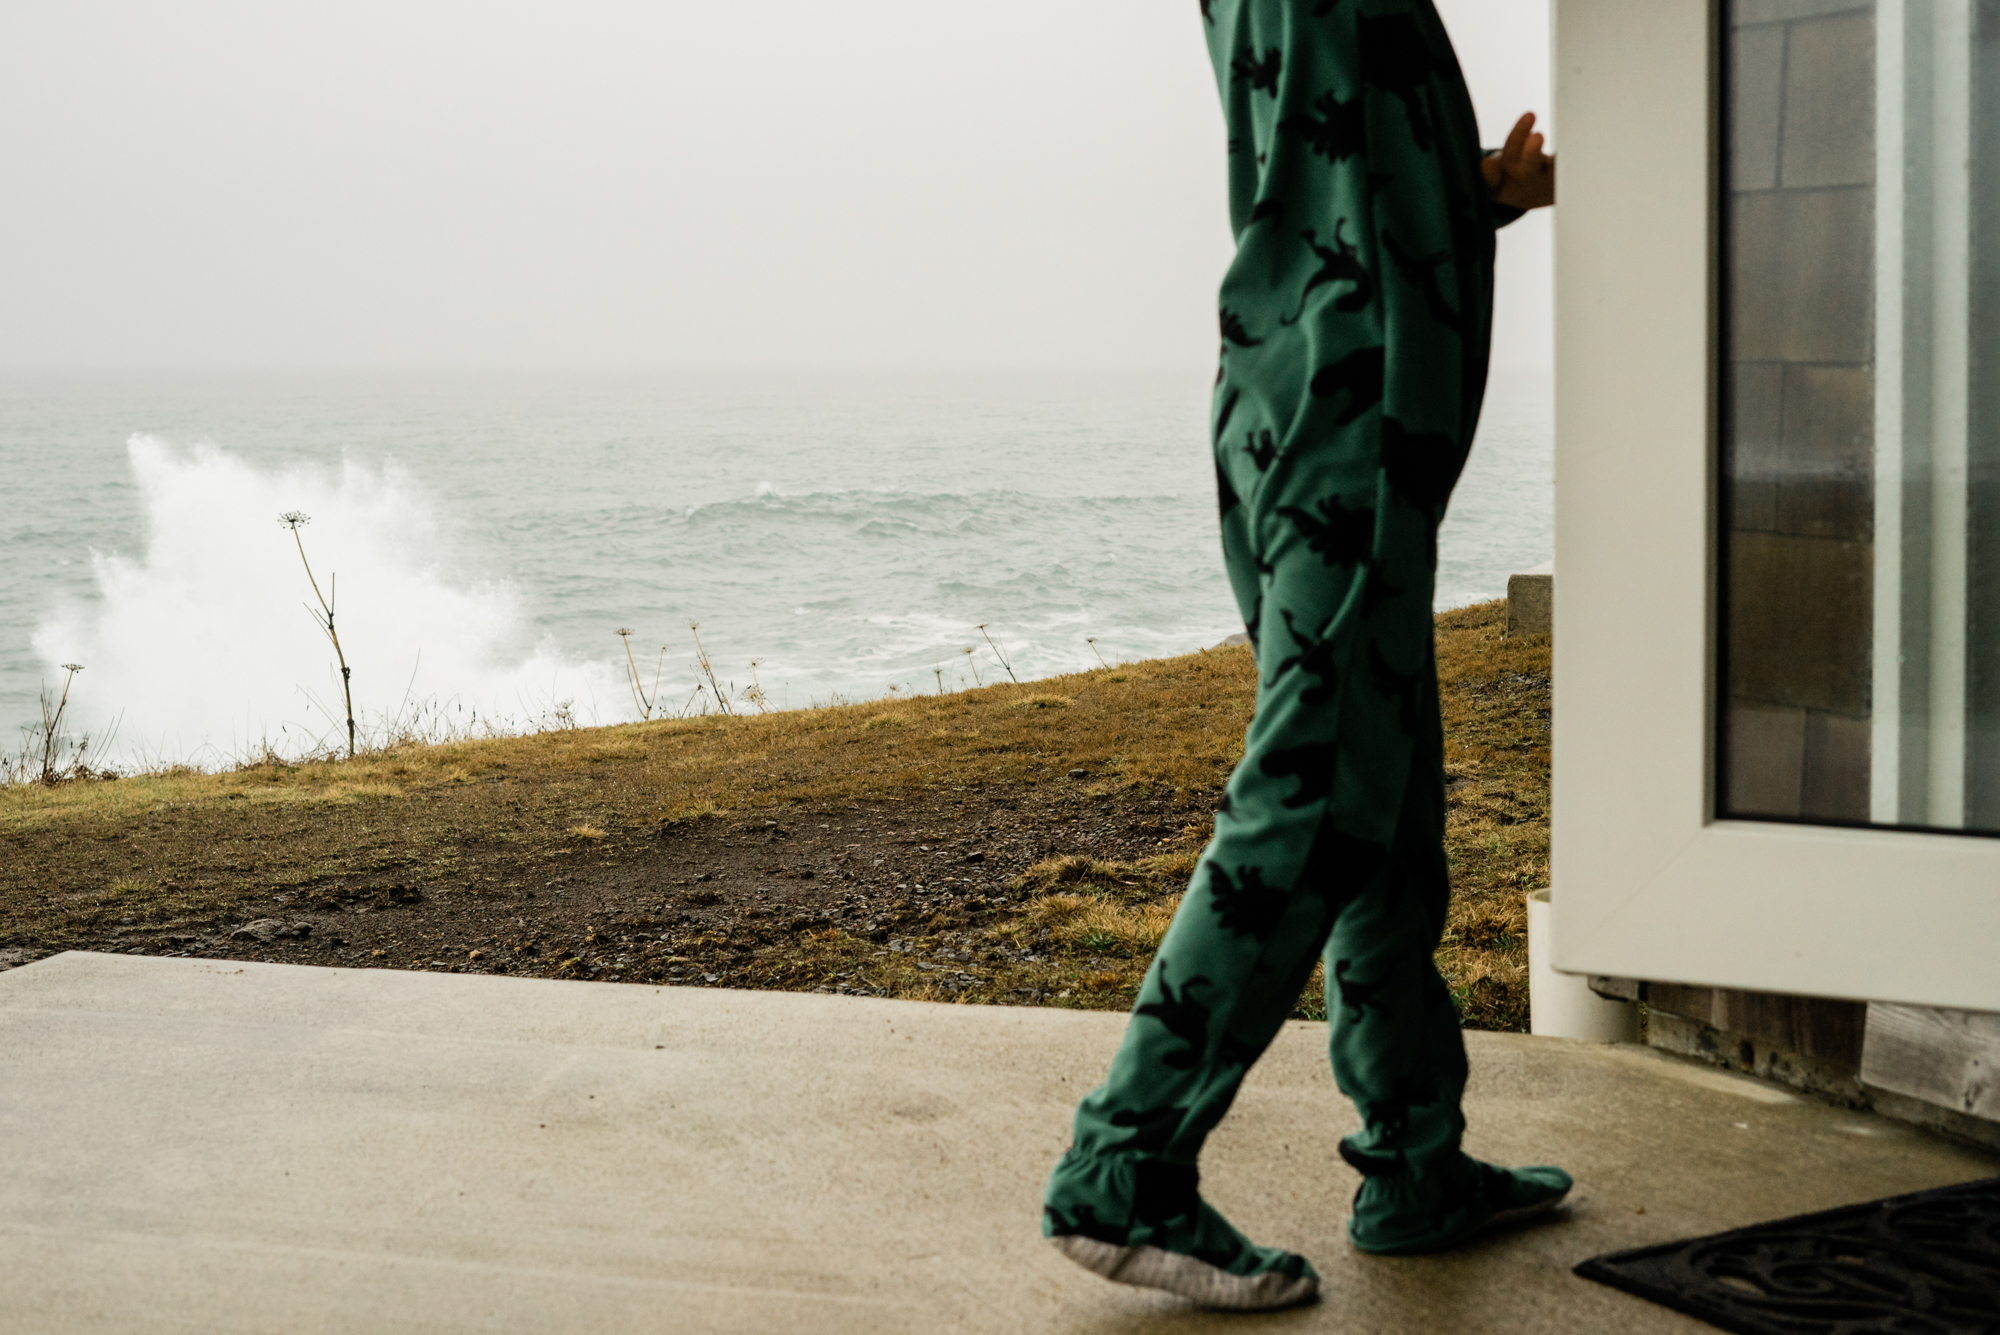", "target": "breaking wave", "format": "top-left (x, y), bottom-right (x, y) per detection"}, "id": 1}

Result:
top-left (33, 436), bottom-right (622, 766)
